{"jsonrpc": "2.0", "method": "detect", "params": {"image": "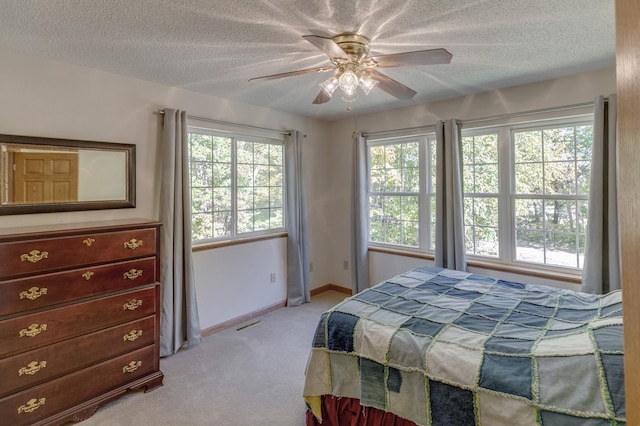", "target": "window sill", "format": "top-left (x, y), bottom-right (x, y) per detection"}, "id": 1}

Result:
top-left (192, 231), bottom-right (288, 252)
top-left (467, 260), bottom-right (582, 284)
top-left (368, 246), bottom-right (435, 261)
top-left (367, 246), bottom-right (582, 284)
